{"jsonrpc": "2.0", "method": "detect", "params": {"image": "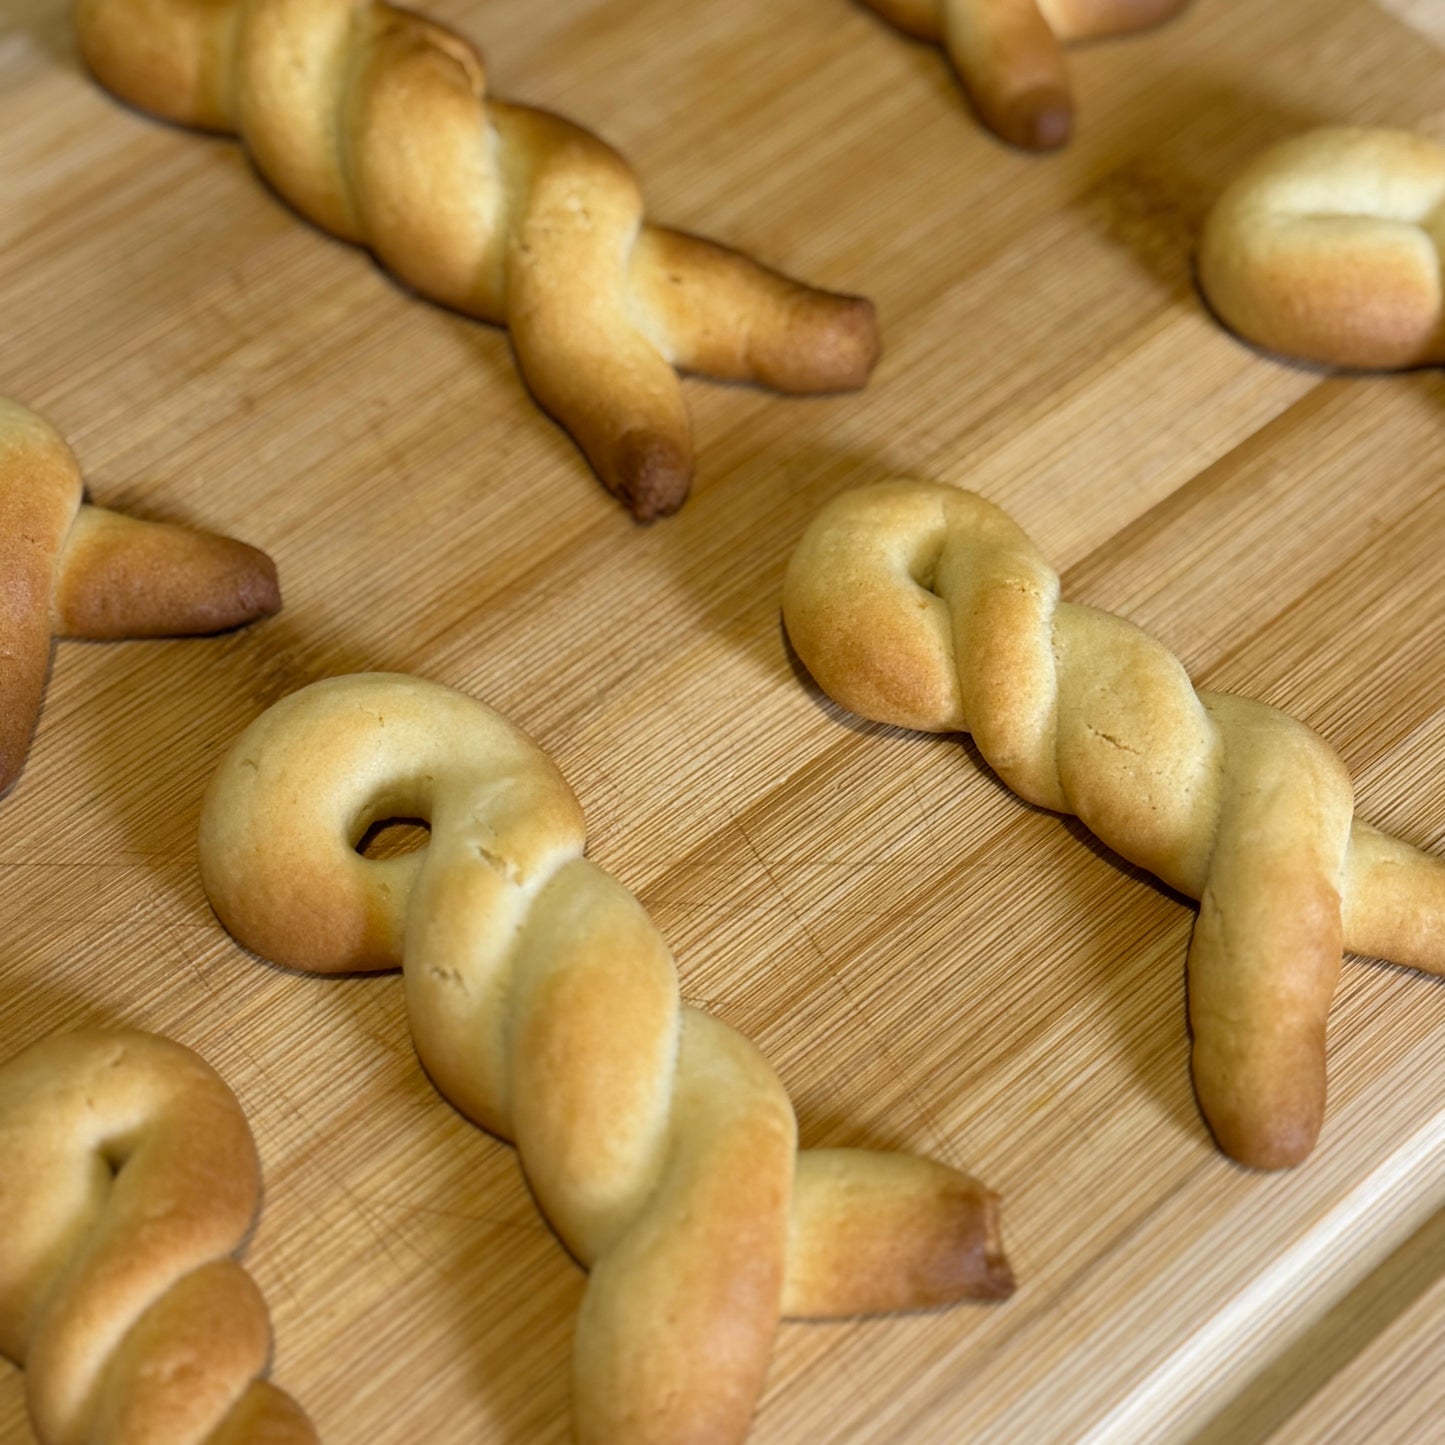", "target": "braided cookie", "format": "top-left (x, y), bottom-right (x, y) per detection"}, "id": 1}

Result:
top-left (784, 480), bottom-right (1445, 1171)
top-left (199, 673), bottom-right (1012, 1445)
top-left (74, 0), bottom-right (879, 522)
top-left (856, 0), bottom-right (1190, 149)
top-left (1198, 128), bottom-right (1445, 369)
top-left (0, 1028), bottom-right (317, 1444)
top-left (0, 398), bottom-right (279, 799)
